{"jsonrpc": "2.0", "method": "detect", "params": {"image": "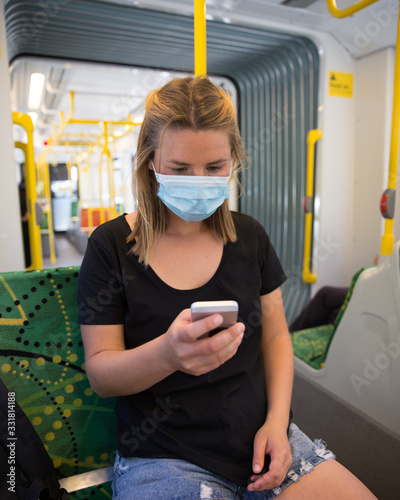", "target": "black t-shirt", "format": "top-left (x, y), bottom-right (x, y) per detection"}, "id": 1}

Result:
top-left (77, 212), bottom-right (287, 486)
